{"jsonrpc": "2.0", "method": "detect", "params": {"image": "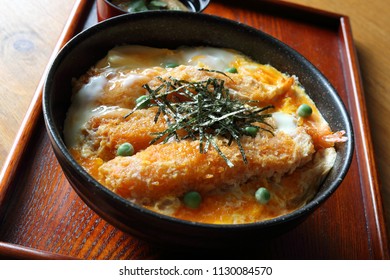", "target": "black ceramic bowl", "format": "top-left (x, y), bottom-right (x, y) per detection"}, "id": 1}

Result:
top-left (43, 12), bottom-right (354, 249)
